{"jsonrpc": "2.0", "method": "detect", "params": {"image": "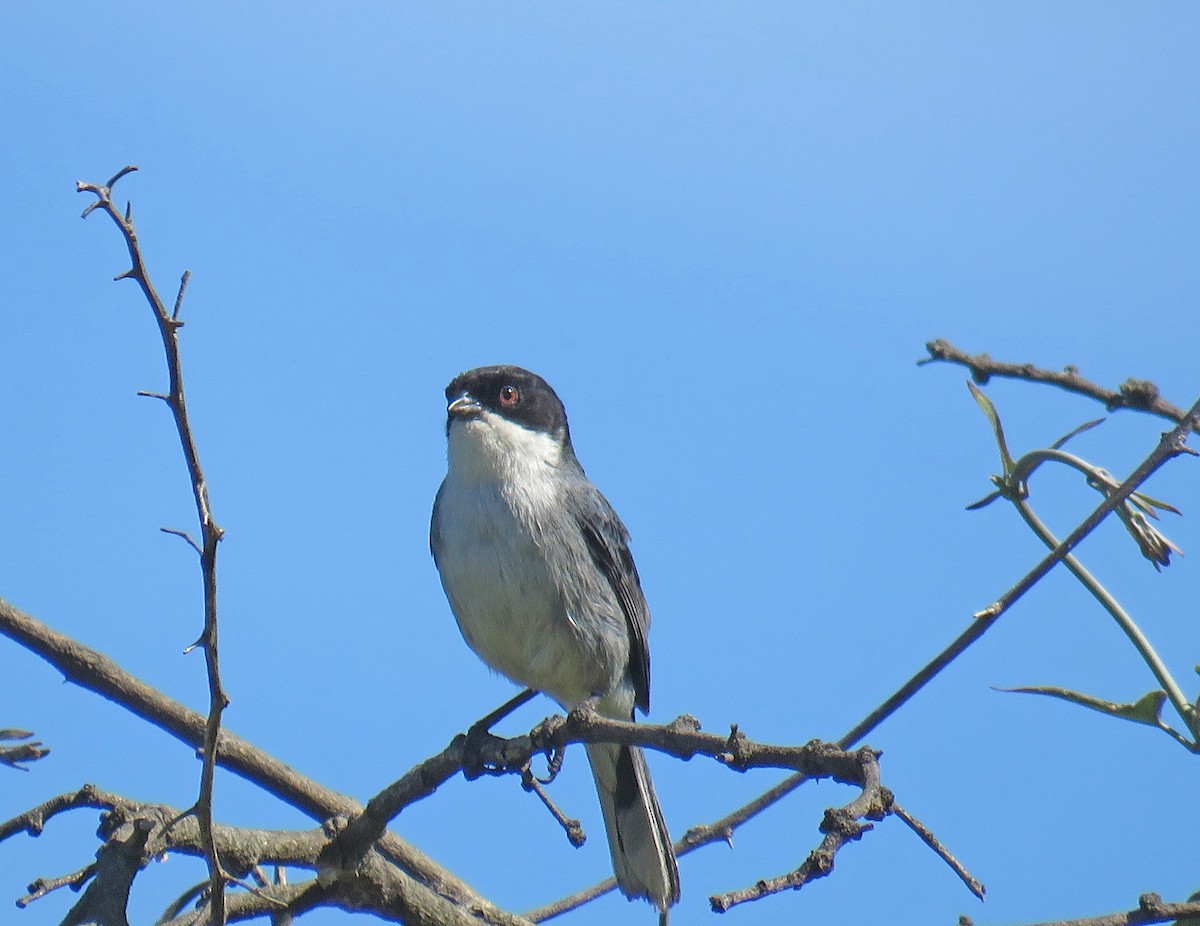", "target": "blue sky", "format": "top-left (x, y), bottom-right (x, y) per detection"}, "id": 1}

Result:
top-left (2, 3), bottom-right (1199, 925)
